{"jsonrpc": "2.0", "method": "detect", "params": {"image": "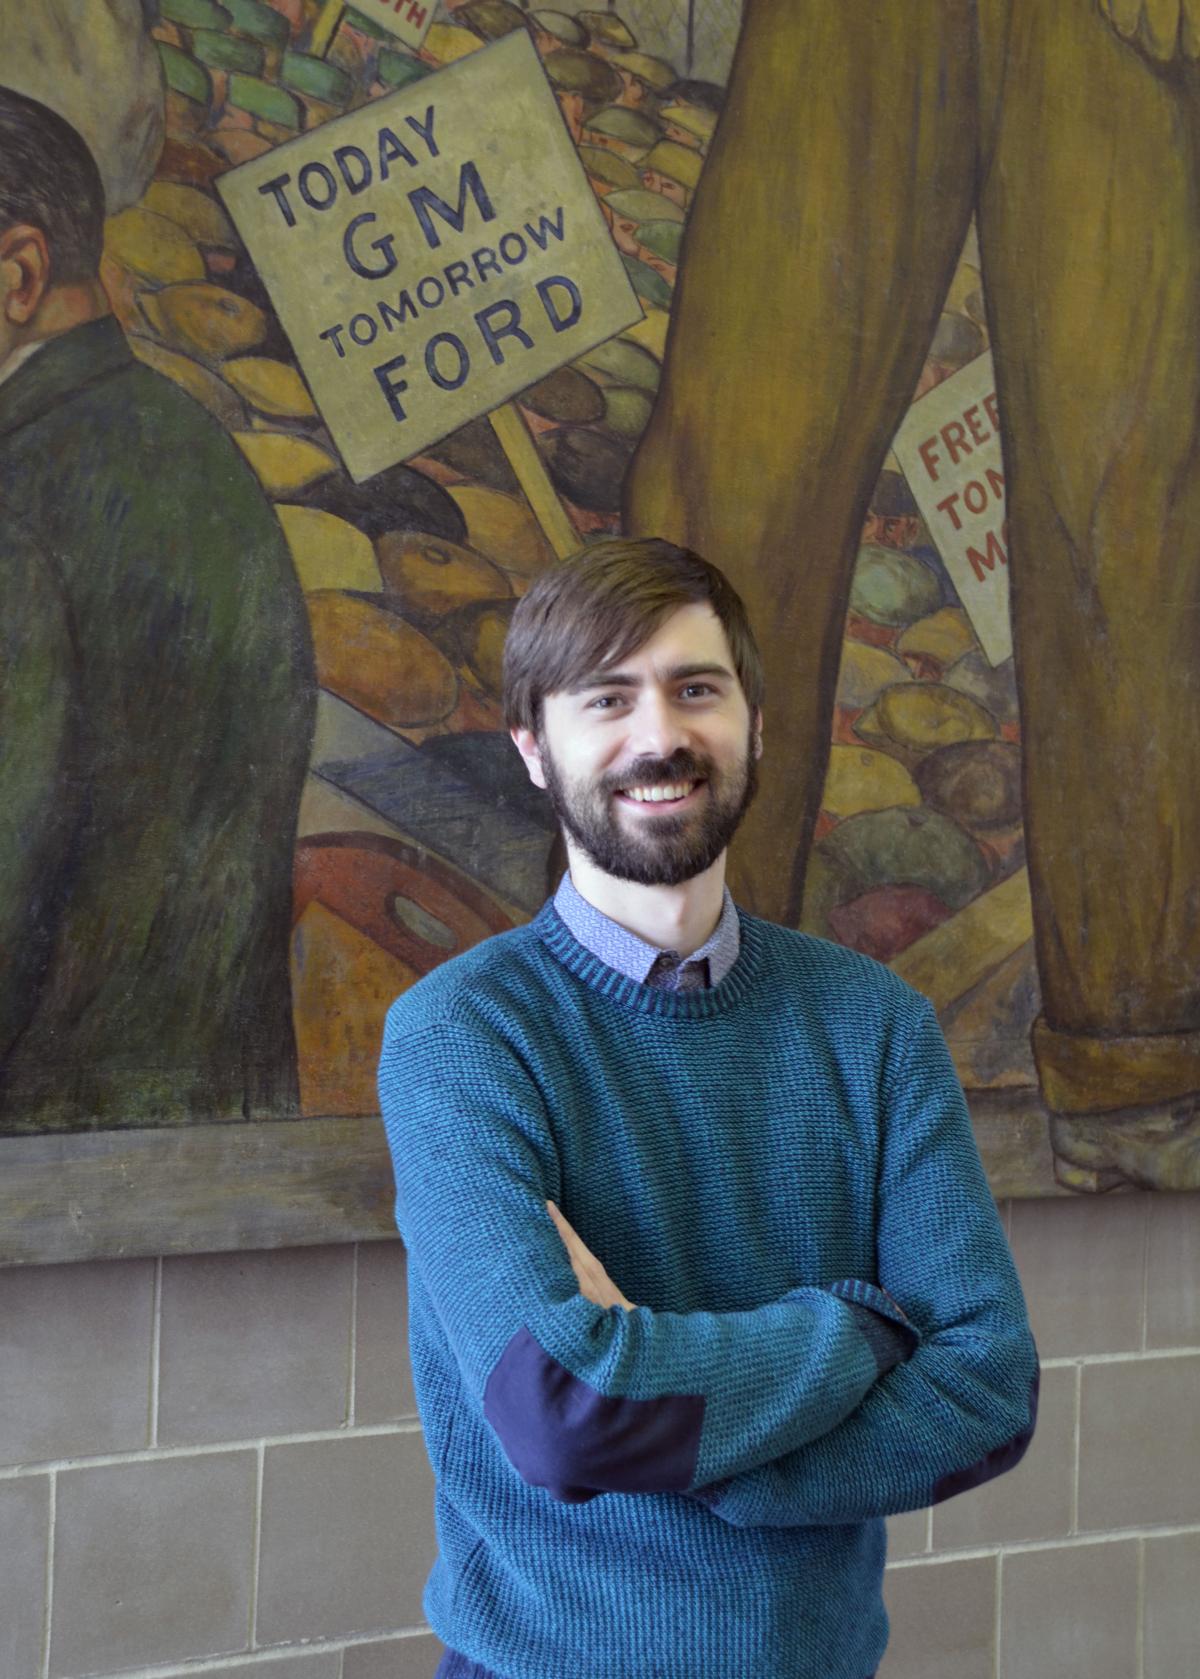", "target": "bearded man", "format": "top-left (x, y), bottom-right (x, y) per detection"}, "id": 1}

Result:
top-left (376, 537), bottom-right (1038, 1679)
